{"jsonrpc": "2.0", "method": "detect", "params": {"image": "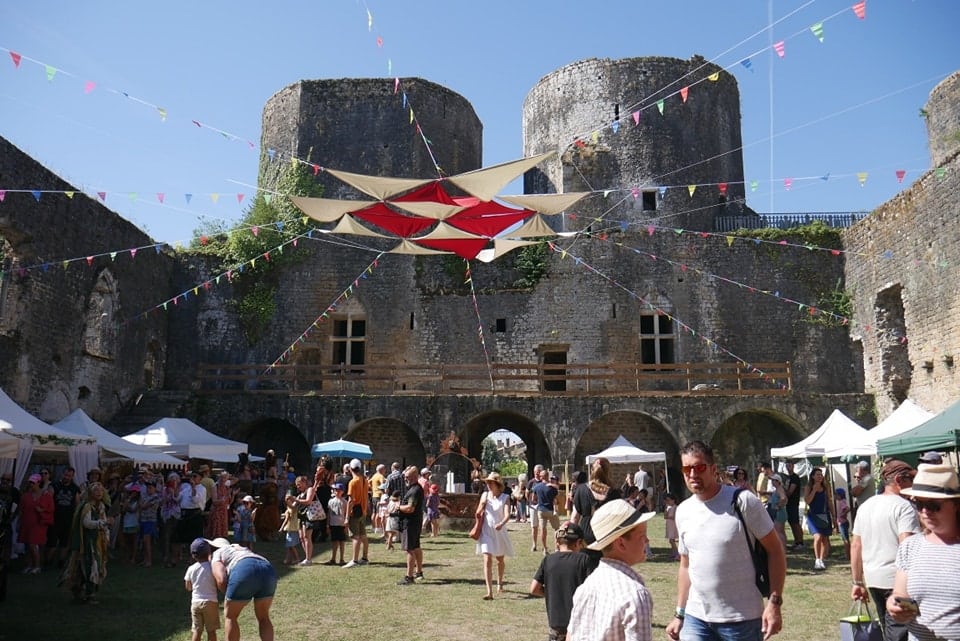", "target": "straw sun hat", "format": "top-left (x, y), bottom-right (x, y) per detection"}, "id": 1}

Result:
top-left (483, 472), bottom-right (505, 490)
top-left (900, 463), bottom-right (960, 500)
top-left (587, 499), bottom-right (656, 550)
